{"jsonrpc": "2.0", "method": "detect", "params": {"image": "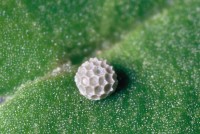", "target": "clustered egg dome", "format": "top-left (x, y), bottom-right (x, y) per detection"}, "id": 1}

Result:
top-left (75, 58), bottom-right (118, 100)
